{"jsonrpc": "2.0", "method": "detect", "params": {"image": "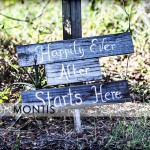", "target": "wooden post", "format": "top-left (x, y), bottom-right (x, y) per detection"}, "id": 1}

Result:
top-left (62, 0), bottom-right (82, 39)
top-left (62, 0), bottom-right (82, 133)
